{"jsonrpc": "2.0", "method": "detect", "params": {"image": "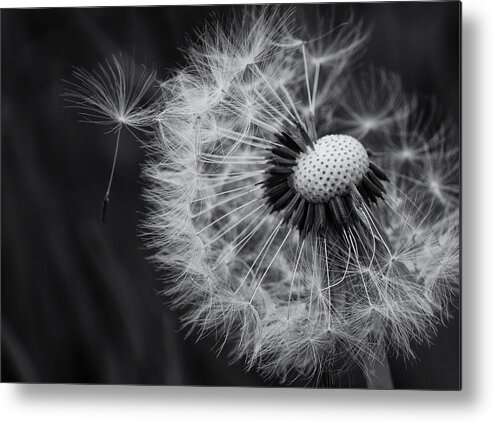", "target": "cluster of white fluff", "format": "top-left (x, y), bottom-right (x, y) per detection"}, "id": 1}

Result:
top-left (69, 6), bottom-right (460, 384)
